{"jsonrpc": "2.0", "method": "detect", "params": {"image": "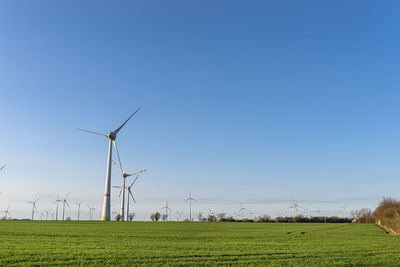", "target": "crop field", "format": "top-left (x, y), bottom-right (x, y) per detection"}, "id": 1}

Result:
top-left (0, 221), bottom-right (399, 266)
